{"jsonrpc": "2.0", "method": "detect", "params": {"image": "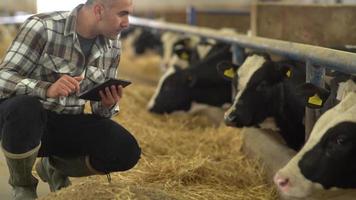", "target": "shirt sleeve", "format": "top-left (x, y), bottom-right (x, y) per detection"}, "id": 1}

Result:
top-left (90, 45), bottom-right (121, 118)
top-left (0, 16), bottom-right (51, 99)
